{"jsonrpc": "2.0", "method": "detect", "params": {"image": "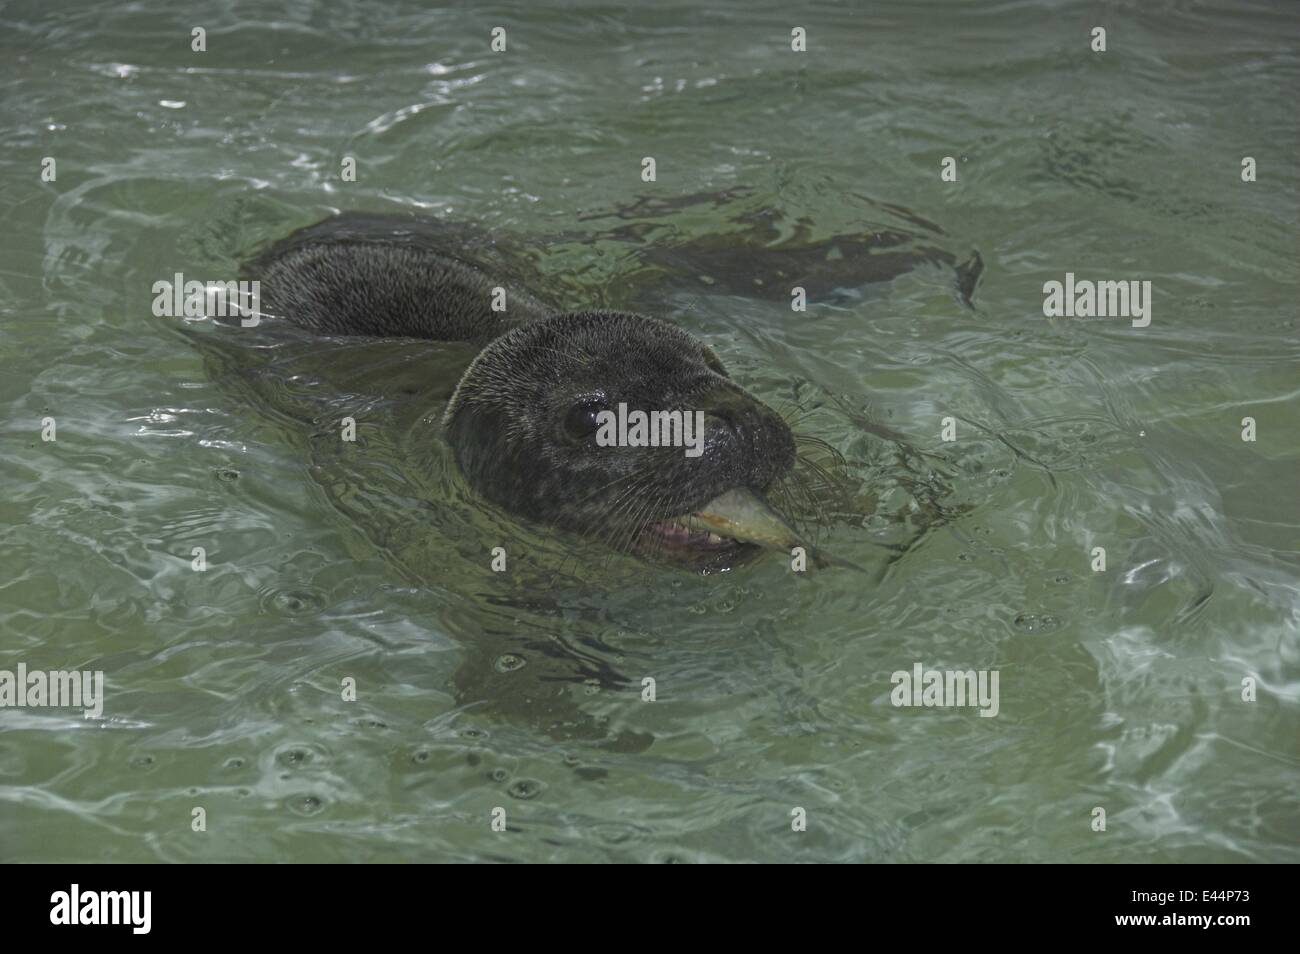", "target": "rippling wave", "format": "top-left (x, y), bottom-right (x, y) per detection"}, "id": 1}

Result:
top-left (0, 0), bottom-right (1296, 862)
